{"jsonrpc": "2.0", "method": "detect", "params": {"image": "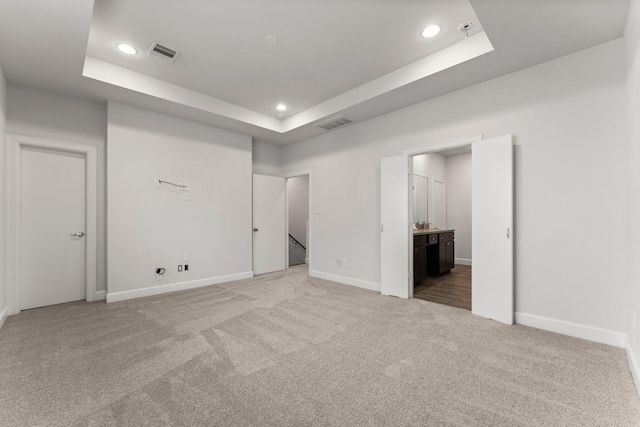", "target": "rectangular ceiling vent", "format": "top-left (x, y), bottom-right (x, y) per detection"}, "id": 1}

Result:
top-left (313, 115), bottom-right (354, 131)
top-left (148, 41), bottom-right (180, 63)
